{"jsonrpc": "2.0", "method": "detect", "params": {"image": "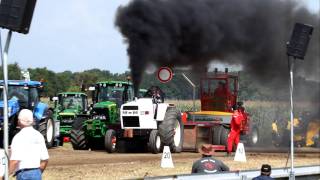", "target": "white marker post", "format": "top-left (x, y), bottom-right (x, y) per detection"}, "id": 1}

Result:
top-left (161, 146), bottom-right (174, 168)
top-left (234, 143), bottom-right (246, 162)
